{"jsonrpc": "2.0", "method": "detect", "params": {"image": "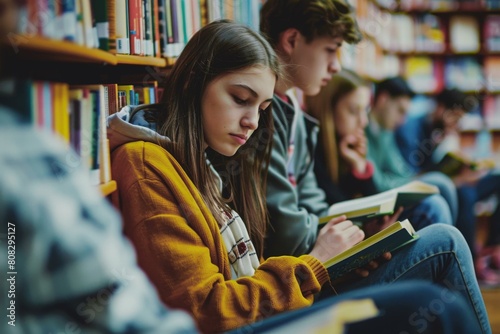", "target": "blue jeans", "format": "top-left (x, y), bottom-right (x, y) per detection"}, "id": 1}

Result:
top-left (400, 194), bottom-right (453, 230)
top-left (456, 171), bottom-right (500, 258)
top-left (228, 281), bottom-right (480, 334)
top-left (322, 224), bottom-right (491, 334)
top-left (417, 172), bottom-right (458, 224)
